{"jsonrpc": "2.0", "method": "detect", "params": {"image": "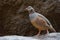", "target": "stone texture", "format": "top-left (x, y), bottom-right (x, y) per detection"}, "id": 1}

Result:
top-left (0, 0), bottom-right (60, 36)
